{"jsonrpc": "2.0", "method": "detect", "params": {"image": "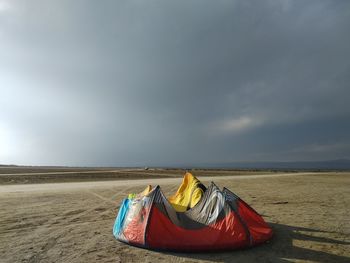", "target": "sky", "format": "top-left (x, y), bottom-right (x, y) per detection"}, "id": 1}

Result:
top-left (1, 0), bottom-right (350, 166)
